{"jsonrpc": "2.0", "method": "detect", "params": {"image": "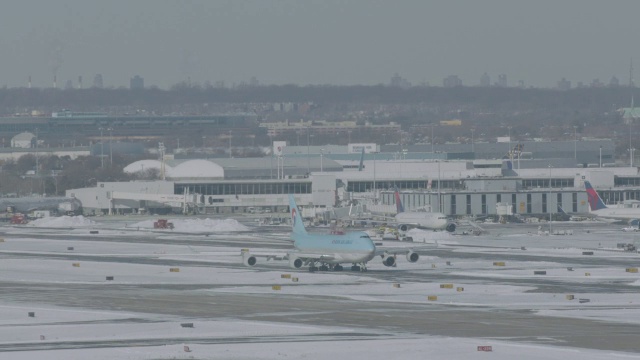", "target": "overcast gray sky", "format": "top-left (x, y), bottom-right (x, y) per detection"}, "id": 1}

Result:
top-left (1, 0), bottom-right (639, 89)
